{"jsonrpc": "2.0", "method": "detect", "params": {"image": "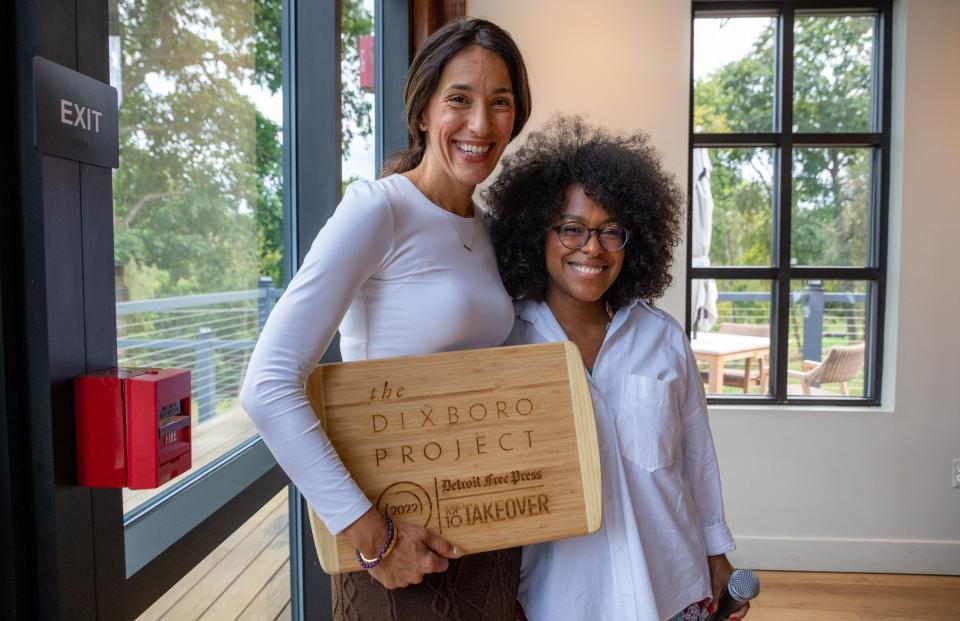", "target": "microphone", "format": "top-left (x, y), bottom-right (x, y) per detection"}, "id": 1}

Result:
top-left (706, 568), bottom-right (760, 621)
